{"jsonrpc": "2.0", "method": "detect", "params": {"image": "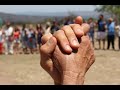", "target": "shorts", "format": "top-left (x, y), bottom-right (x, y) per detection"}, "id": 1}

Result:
top-left (88, 32), bottom-right (94, 42)
top-left (97, 31), bottom-right (106, 40)
top-left (22, 41), bottom-right (28, 48)
top-left (14, 39), bottom-right (20, 44)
